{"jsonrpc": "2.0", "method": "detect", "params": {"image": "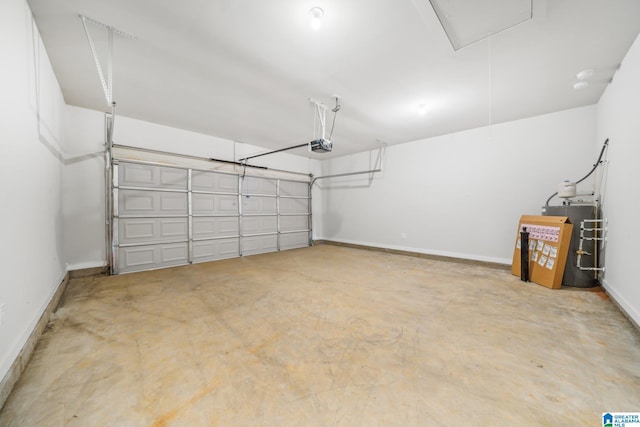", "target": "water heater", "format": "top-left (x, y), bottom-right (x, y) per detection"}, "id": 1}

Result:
top-left (541, 204), bottom-right (600, 287)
